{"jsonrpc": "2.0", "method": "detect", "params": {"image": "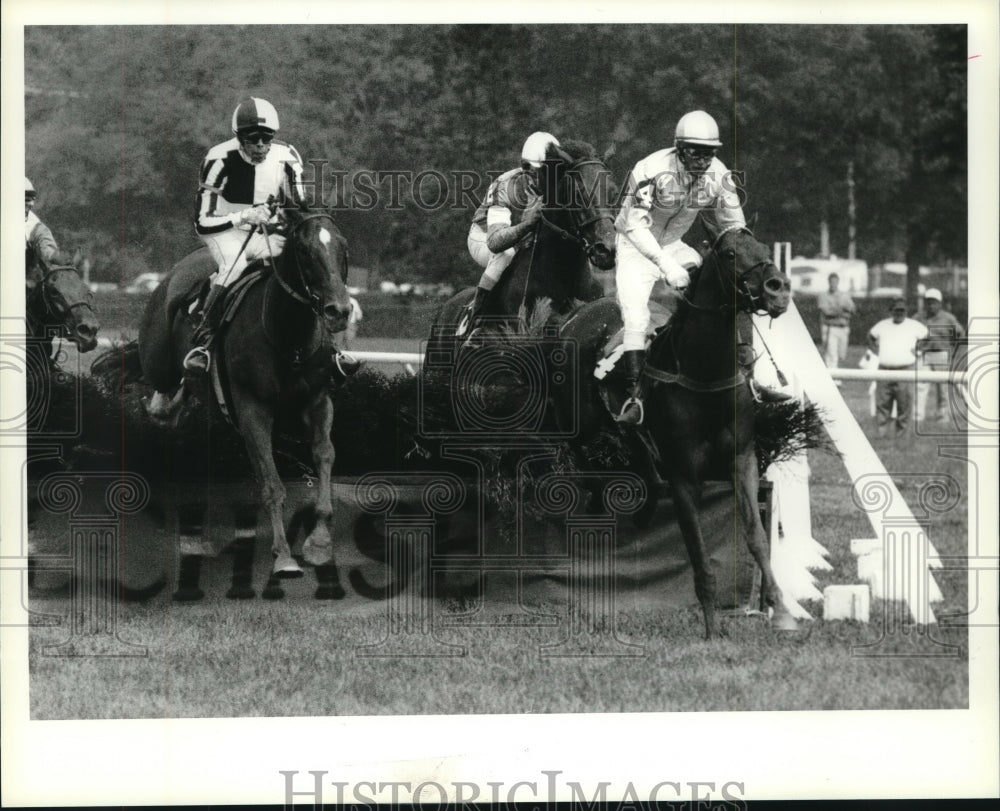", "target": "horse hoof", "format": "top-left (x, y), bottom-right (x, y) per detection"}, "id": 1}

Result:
top-left (314, 585), bottom-right (346, 600)
top-left (272, 556), bottom-right (304, 578)
top-left (225, 586), bottom-right (256, 600)
top-left (262, 578), bottom-right (285, 600)
top-left (172, 587), bottom-right (204, 602)
top-left (773, 612), bottom-right (799, 632)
